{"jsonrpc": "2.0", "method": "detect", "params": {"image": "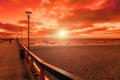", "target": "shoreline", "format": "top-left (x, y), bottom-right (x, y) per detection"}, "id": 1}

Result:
top-left (30, 43), bottom-right (120, 47)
